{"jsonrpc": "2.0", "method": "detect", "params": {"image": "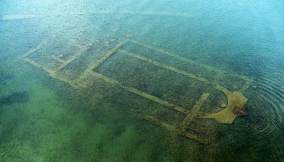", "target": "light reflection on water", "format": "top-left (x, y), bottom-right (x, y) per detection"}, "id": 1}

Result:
top-left (0, 0), bottom-right (284, 161)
